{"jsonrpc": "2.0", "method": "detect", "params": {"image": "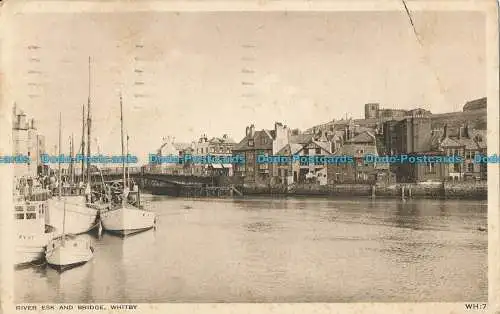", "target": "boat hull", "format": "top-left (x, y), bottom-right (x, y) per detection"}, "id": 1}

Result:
top-left (45, 237), bottom-right (93, 272)
top-left (47, 197), bottom-right (99, 235)
top-left (101, 205), bottom-right (155, 236)
top-left (16, 246), bottom-right (45, 266)
top-left (16, 230), bottom-right (54, 265)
